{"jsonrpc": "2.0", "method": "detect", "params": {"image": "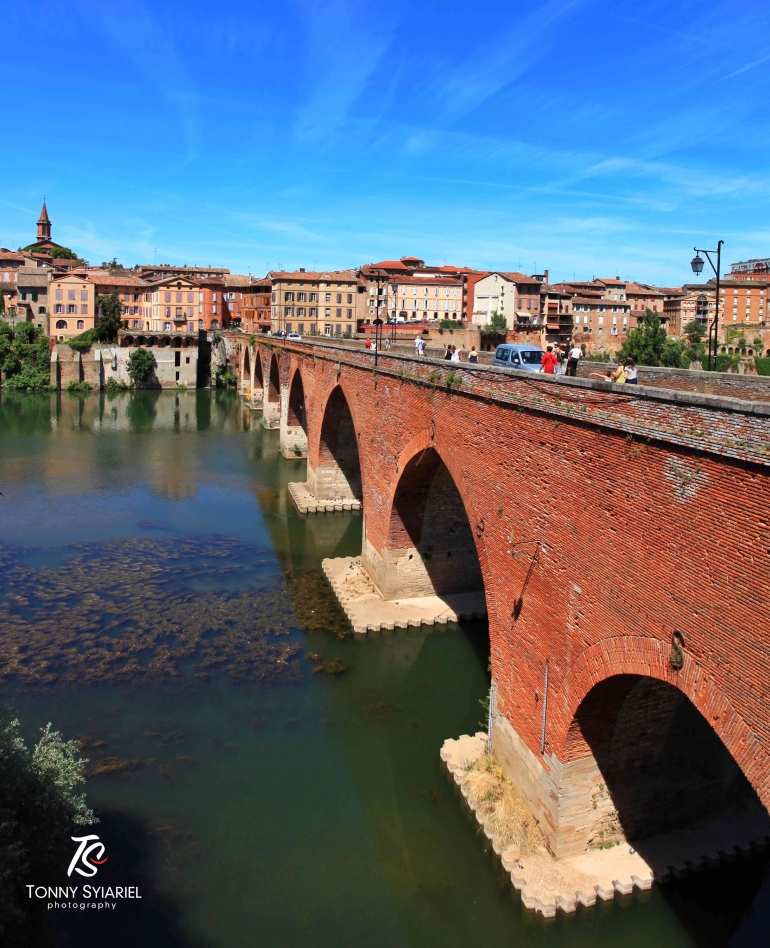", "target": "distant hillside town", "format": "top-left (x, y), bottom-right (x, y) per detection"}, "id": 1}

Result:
top-left (2, 201), bottom-right (769, 361)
